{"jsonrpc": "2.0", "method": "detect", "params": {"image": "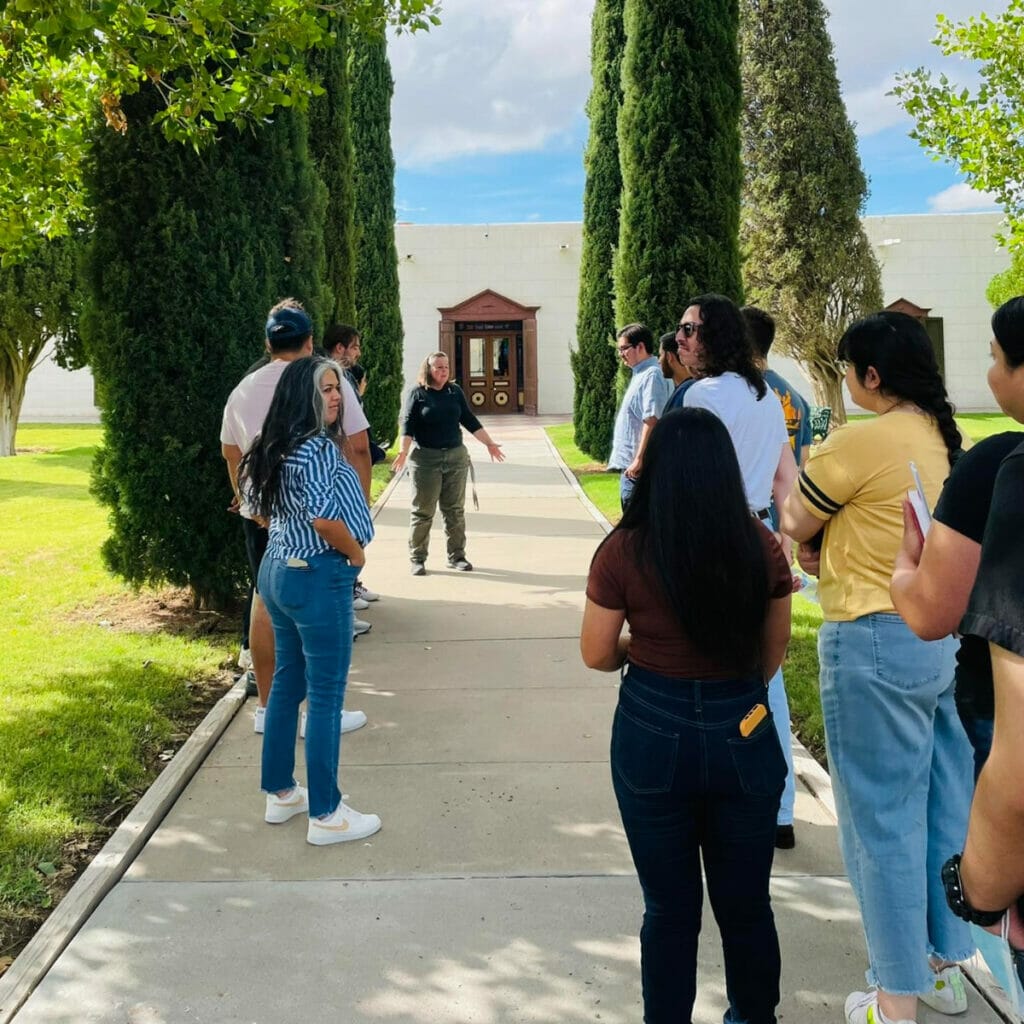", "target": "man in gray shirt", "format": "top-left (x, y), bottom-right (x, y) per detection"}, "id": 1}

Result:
top-left (607, 323), bottom-right (673, 509)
